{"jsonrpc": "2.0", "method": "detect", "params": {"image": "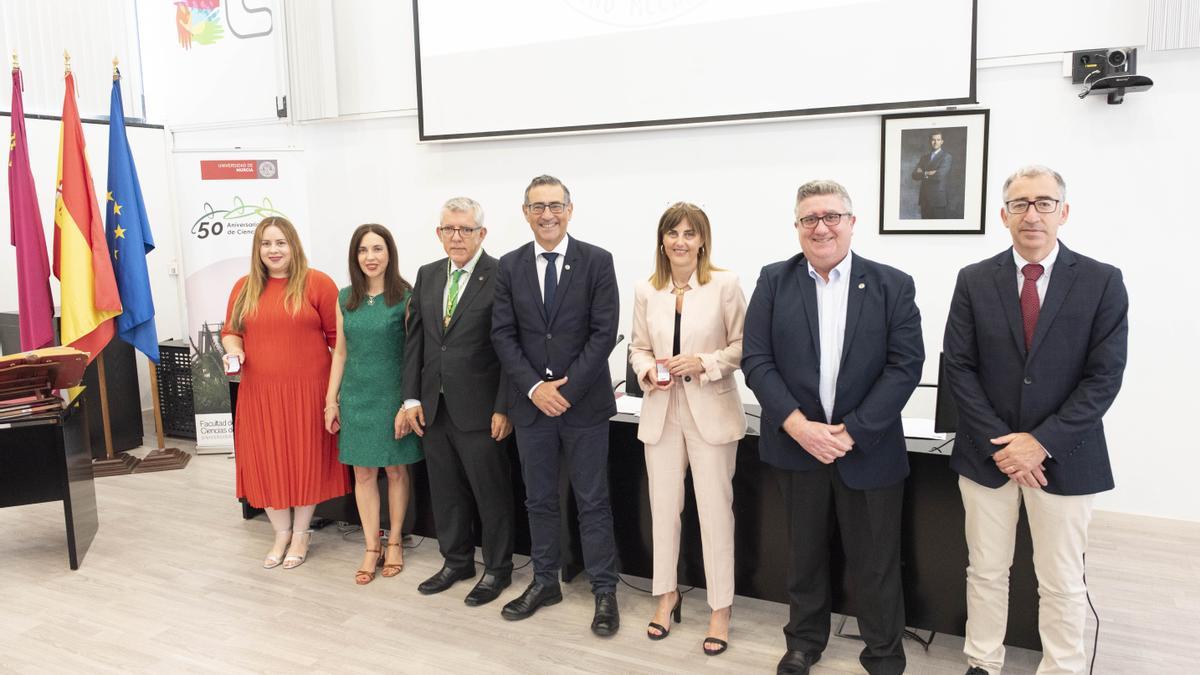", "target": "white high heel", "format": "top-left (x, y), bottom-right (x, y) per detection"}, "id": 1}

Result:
top-left (263, 529), bottom-right (293, 569)
top-left (283, 529), bottom-right (314, 569)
